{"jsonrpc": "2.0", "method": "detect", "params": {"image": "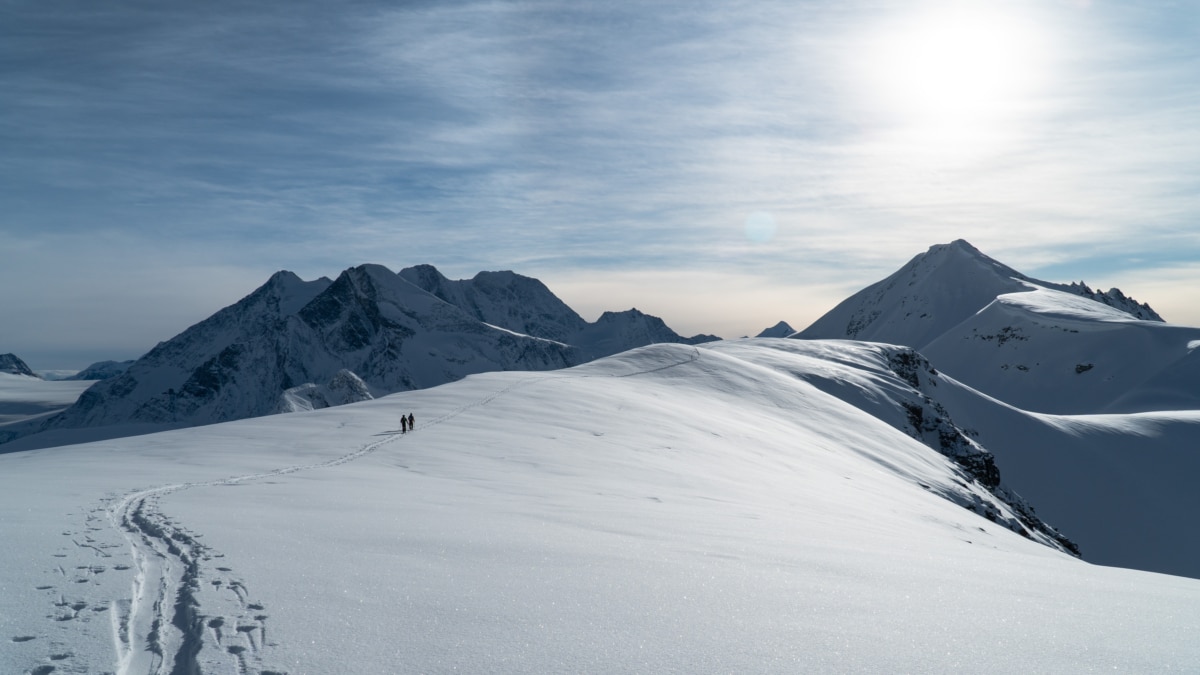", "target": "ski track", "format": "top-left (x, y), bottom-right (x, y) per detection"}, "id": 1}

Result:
top-left (28, 347), bottom-right (700, 675)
